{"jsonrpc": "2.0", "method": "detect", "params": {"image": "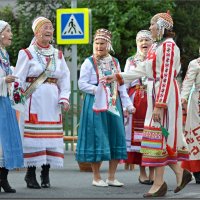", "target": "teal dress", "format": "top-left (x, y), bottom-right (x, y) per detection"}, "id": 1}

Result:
top-left (76, 57), bottom-right (127, 162)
